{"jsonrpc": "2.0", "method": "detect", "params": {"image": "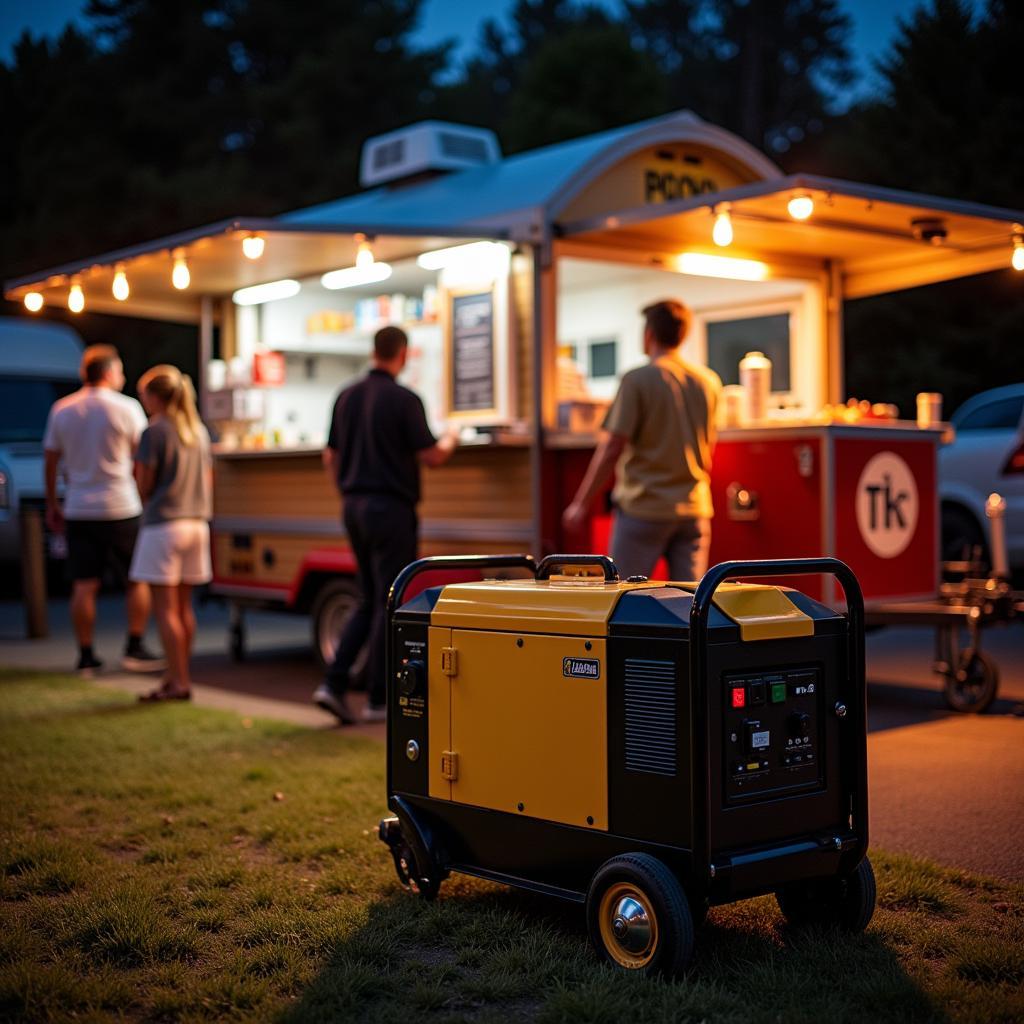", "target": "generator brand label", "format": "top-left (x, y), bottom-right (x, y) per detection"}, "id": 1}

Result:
top-left (563, 657), bottom-right (601, 680)
top-left (856, 451), bottom-right (919, 558)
